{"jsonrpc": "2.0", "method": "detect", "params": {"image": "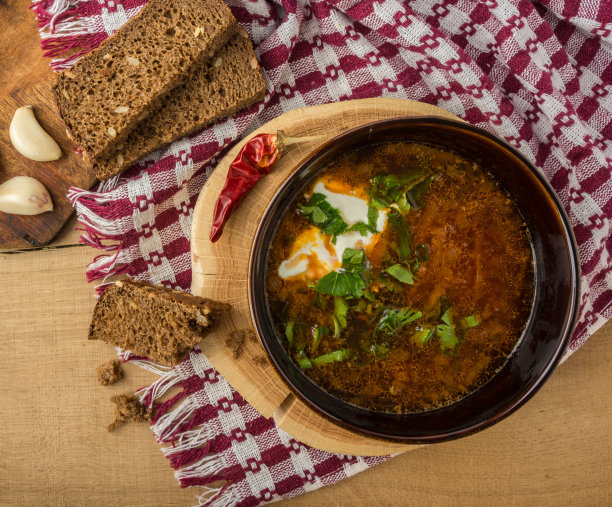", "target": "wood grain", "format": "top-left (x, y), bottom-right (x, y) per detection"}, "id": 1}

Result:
top-left (190, 99), bottom-right (465, 456)
top-left (2, 225), bottom-right (611, 506)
